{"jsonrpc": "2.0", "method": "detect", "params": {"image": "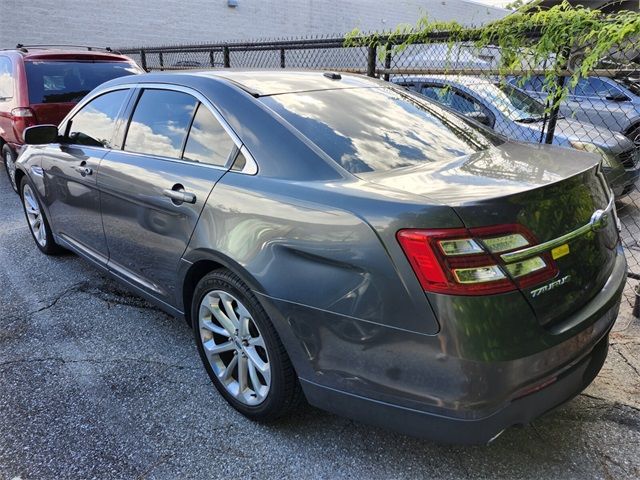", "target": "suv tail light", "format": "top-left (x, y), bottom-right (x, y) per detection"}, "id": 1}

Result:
top-left (10, 107), bottom-right (38, 141)
top-left (397, 225), bottom-right (558, 295)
